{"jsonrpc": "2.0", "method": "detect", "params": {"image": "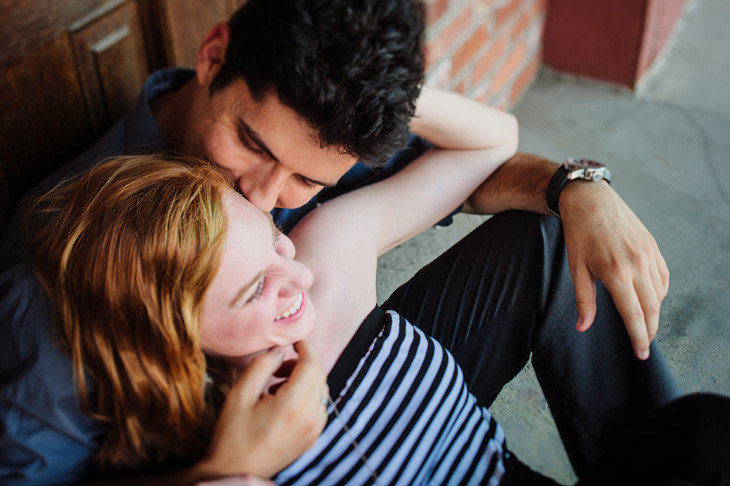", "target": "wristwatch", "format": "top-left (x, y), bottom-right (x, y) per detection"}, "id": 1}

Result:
top-left (546, 158), bottom-right (612, 217)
